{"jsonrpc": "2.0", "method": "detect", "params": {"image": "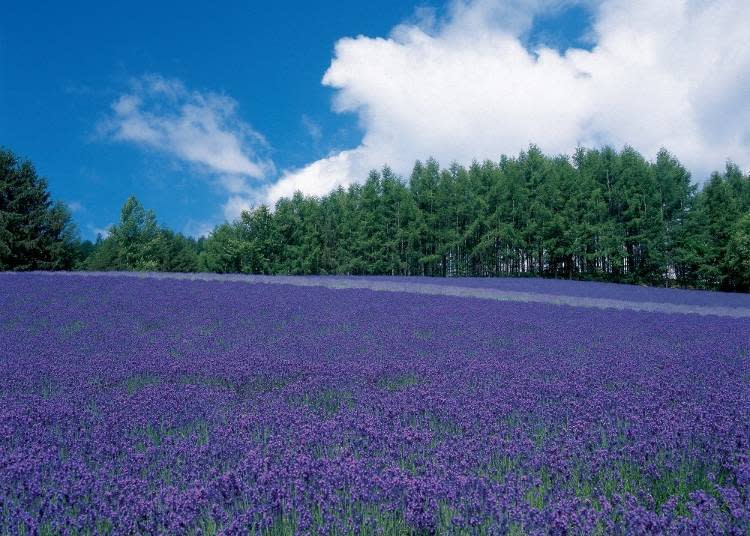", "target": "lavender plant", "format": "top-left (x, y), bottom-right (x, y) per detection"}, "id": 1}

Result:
top-left (0, 274), bottom-right (748, 534)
